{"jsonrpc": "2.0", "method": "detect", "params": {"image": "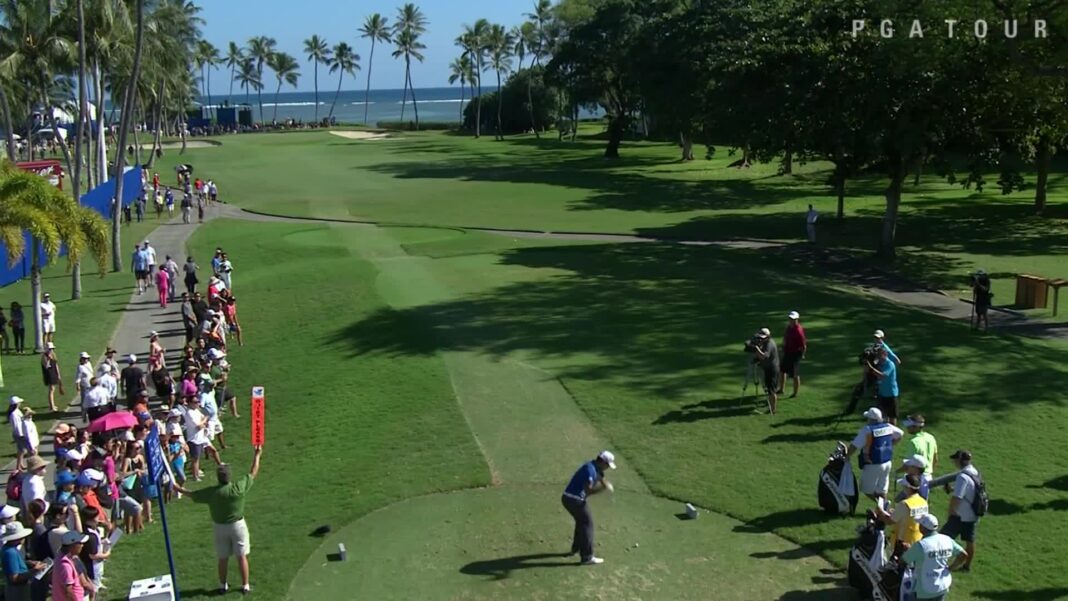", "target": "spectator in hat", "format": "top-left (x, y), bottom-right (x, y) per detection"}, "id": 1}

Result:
top-left (83, 378), bottom-right (111, 422)
top-left (751, 327), bottom-right (780, 414)
top-left (52, 471), bottom-right (78, 509)
top-left (900, 414), bottom-right (938, 475)
top-left (148, 331), bottom-right (166, 373)
top-left (778, 311), bottom-right (806, 398)
top-left (972, 269), bottom-right (992, 331)
top-left (901, 514), bottom-right (969, 600)
top-left (52, 530), bottom-right (94, 601)
top-left (142, 240), bottom-right (157, 285)
top-left (874, 473), bottom-right (929, 553)
top-left (939, 450), bottom-right (981, 572)
top-left (120, 355), bottom-right (146, 409)
top-left (75, 352), bottom-right (94, 420)
top-left (19, 408), bottom-right (39, 459)
top-left (846, 407), bottom-right (903, 502)
top-left (97, 348), bottom-right (119, 380)
top-left (40, 342), bottom-right (63, 412)
top-left (8, 396), bottom-right (29, 470)
top-left (98, 363), bottom-right (118, 406)
top-left (183, 395), bottom-right (221, 481)
top-left (39, 293), bottom-right (56, 345)
top-left (20, 456), bottom-right (48, 516)
top-left (872, 329), bottom-right (901, 365)
top-left (895, 455), bottom-right (932, 501)
top-left (561, 451), bottom-right (616, 565)
top-left (9, 302), bottom-right (24, 354)
top-left (2, 521), bottom-right (45, 601)
top-left (73, 473), bottom-right (110, 530)
top-left (865, 346), bottom-right (900, 425)
top-left (175, 446), bottom-right (262, 594)
top-left (78, 506), bottom-right (109, 593)
top-left (0, 505), bottom-right (19, 526)
top-left (181, 292), bottom-right (197, 342)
